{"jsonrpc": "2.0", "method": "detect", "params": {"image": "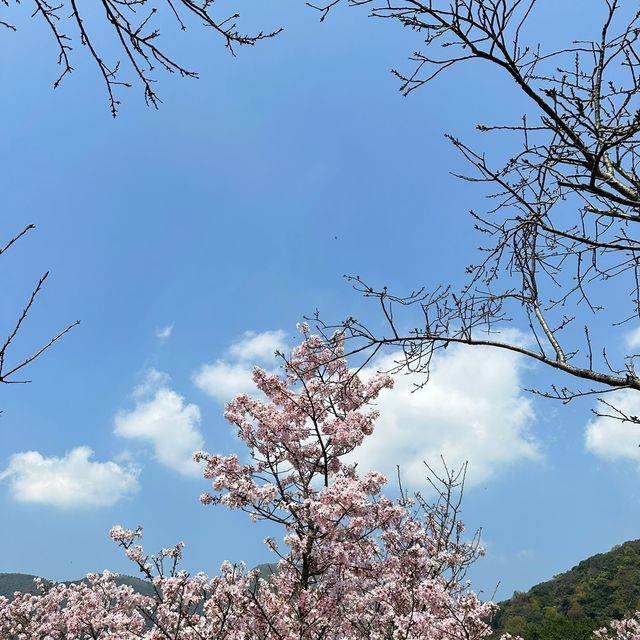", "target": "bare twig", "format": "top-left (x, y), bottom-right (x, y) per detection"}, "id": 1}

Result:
top-left (4, 0), bottom-right (282, 115)
top-left (1, 225), bottom-right (78, 387)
